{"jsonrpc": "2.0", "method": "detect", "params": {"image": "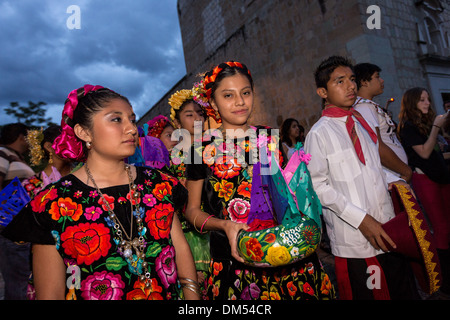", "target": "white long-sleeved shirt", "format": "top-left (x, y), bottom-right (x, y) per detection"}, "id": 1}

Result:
top-left (305, 115), bottom-right (395, 259)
